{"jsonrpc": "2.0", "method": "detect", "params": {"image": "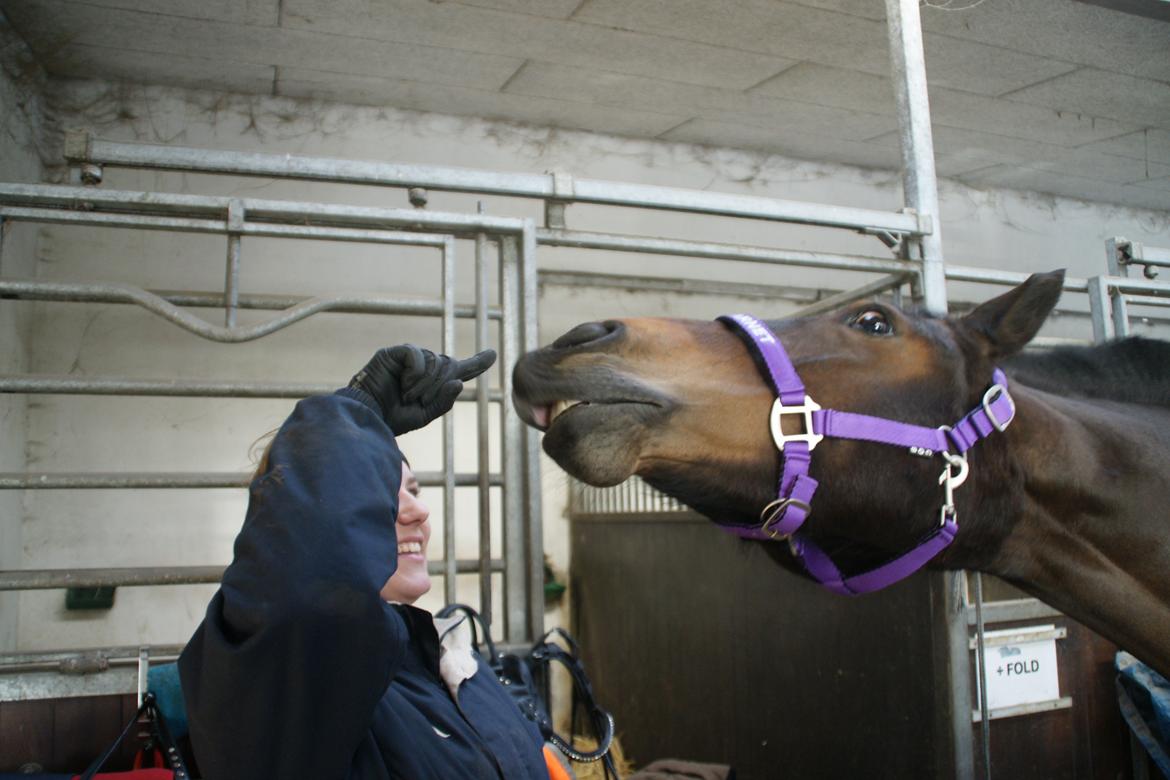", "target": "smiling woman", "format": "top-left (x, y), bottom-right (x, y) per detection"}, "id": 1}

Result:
top-left (176, 345), bottom-right (555, 780)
